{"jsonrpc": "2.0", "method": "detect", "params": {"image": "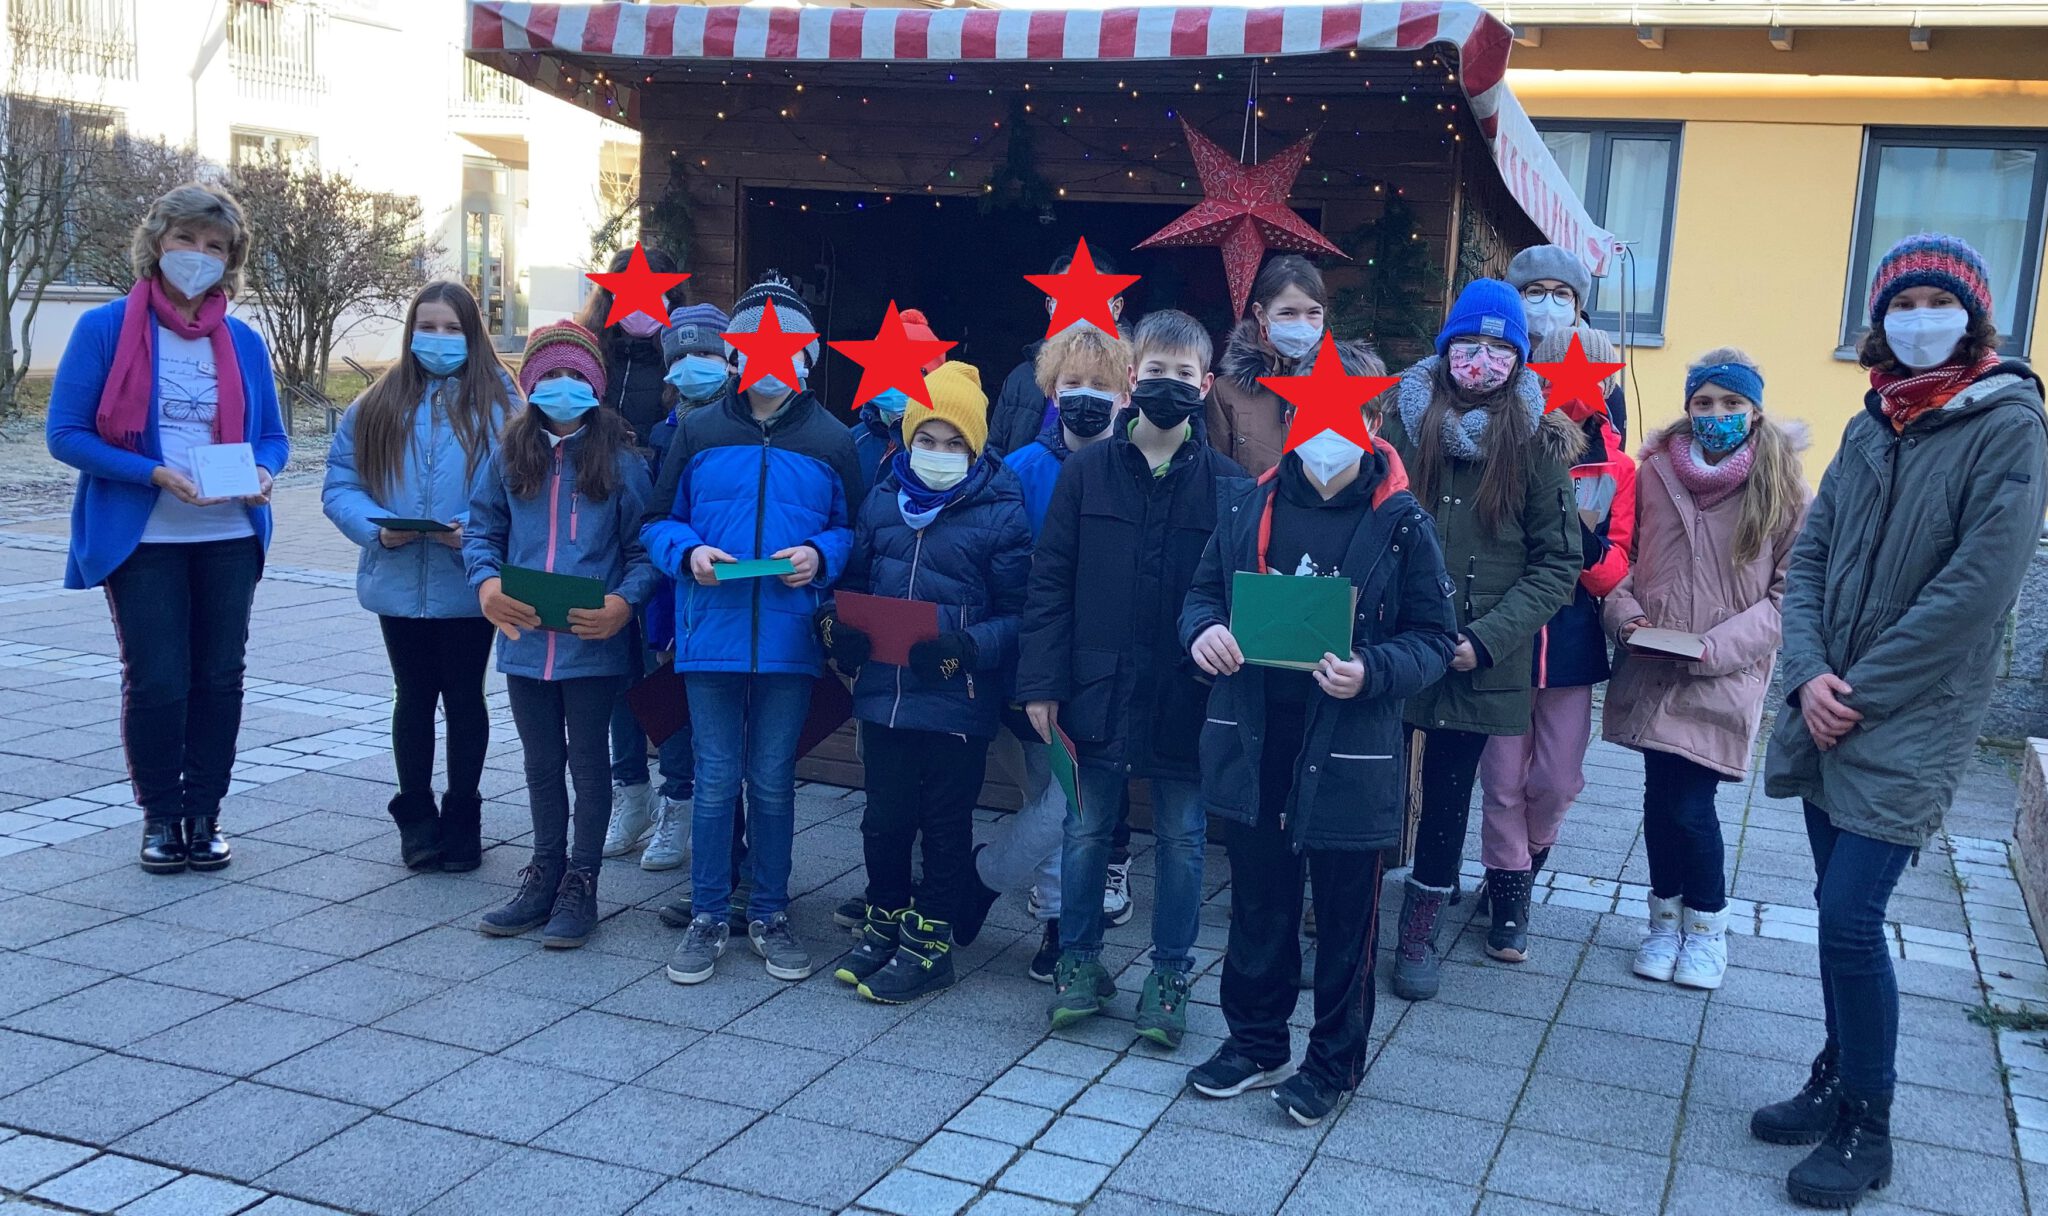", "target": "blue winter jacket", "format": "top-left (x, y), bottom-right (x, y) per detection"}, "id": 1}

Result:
top-left (322, 376), bottom-right (517, 619)
top-left (840, 458), bottom-right (1034, 738)
top-left (642, 388), bottom-right (862, 677)
top-left (46, 299), bottom-right (291, 589)
top-left (849, 403), bottom-right (904, 504)
top-left (1004, 416), bottom-right (1075, 539)
top-left (463, 432), bottom-right (658, 681)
